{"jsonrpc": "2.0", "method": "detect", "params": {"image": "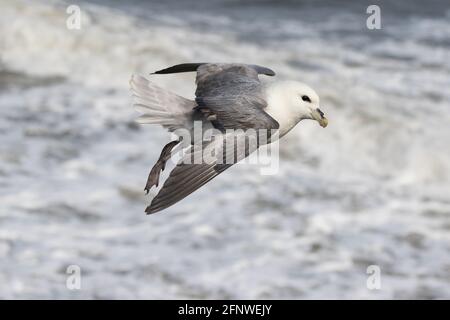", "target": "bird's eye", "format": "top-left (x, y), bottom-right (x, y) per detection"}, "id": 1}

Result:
top-left (301, 95), bottom-right (311, 103)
